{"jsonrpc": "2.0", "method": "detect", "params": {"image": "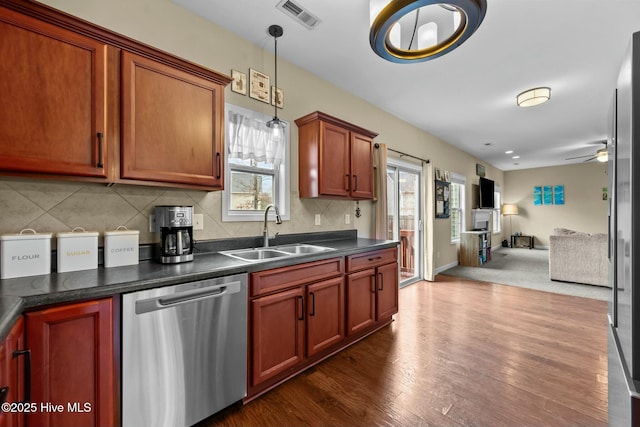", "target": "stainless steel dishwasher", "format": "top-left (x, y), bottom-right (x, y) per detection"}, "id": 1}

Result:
top-left (122, 273), bottom-right (247, 427)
